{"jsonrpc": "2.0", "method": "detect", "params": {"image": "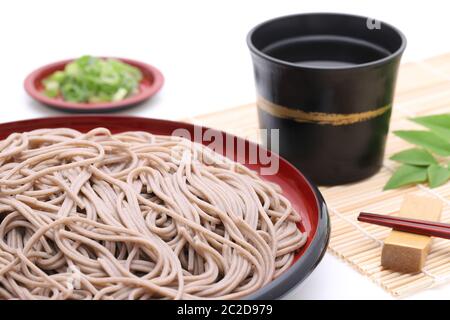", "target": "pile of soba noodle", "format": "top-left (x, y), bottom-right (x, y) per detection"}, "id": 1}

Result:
top-left (0, 128), bottom-right (307, 300)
